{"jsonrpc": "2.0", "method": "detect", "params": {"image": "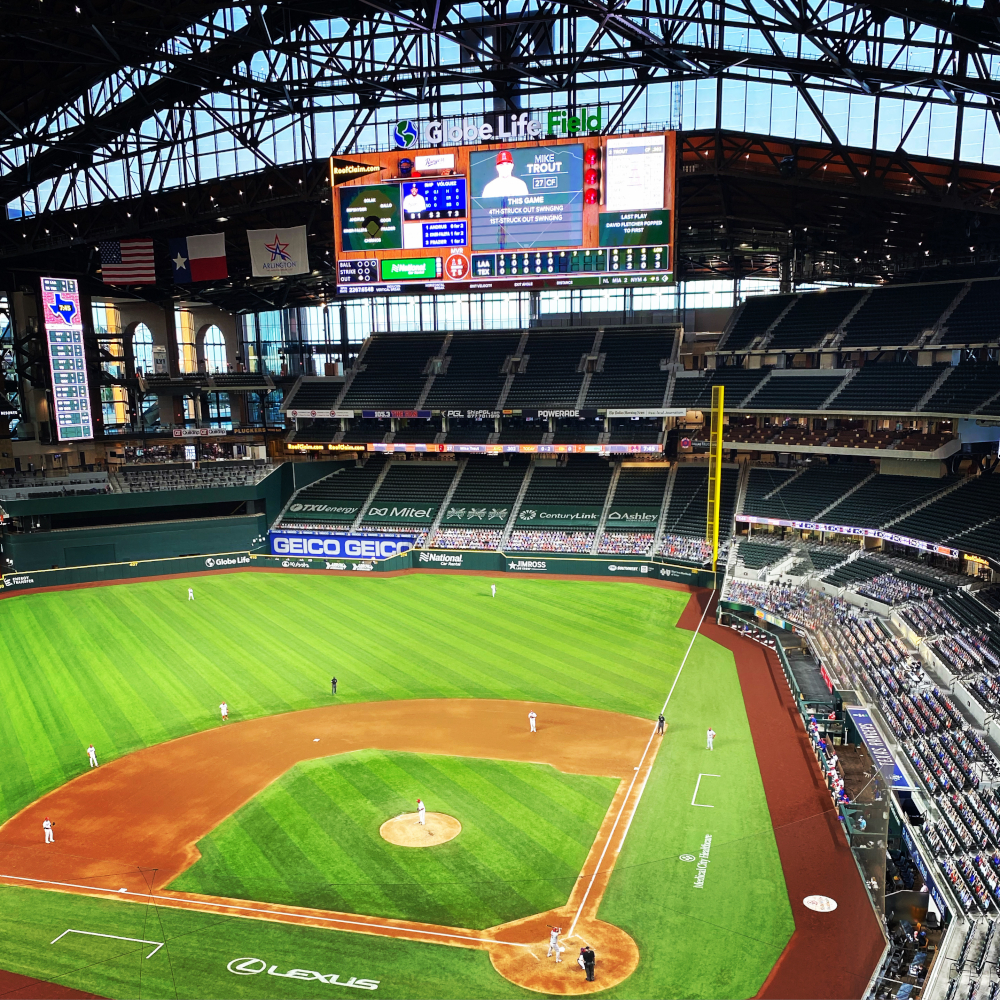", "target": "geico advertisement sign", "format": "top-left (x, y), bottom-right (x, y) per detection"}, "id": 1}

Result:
top-left (227, 957), bottom-right (379, 990)
top-left (270, 533), bottom-right (414, 560)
